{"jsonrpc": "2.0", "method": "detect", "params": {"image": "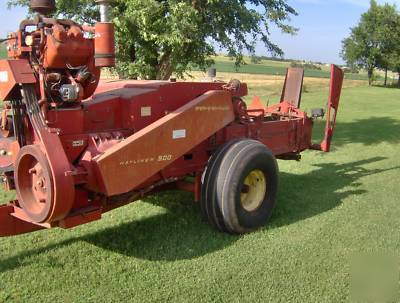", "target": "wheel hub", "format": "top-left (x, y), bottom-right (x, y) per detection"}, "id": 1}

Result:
top-left (240, 169), bottom-right (267, 212)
